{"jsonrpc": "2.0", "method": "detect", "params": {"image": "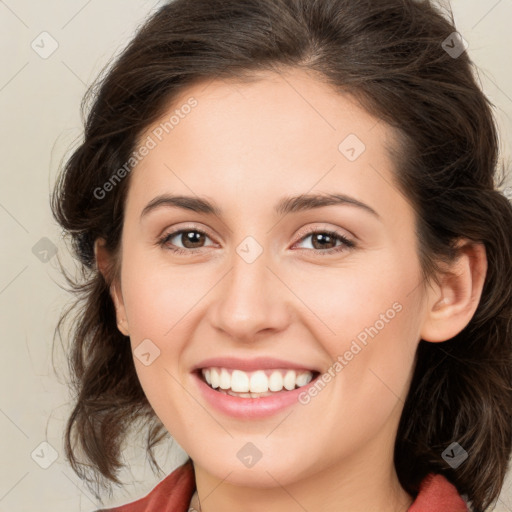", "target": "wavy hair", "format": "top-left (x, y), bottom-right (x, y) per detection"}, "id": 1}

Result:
top-left (51, 0), bottom-right (512, 509)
